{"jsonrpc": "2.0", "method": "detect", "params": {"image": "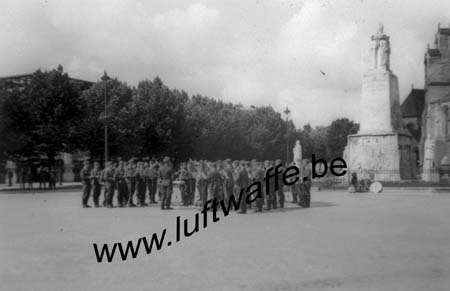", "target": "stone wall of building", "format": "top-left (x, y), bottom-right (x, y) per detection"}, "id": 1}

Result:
top-left (420, 26), bottom-right (450, 181)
